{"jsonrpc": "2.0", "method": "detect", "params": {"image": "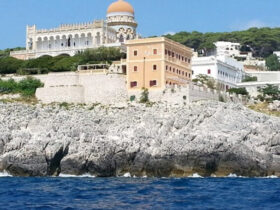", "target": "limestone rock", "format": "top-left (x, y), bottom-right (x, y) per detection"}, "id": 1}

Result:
top-left (0, 101), bottom-right (280, 177)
